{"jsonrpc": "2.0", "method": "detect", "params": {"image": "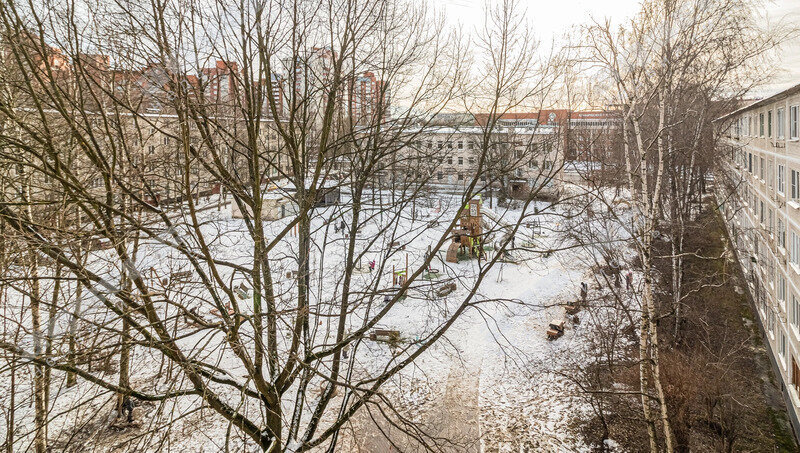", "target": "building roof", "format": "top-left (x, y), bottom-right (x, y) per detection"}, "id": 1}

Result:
top-left (714, 81), bottom-right (800, 123)
top-left (408, 125), bottom-right (557, 135)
